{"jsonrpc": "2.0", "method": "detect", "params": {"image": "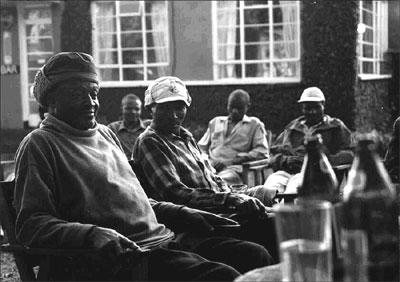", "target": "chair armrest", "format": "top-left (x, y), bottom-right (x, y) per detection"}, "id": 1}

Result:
top-left (242, 159), bottom-right (270, 169)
